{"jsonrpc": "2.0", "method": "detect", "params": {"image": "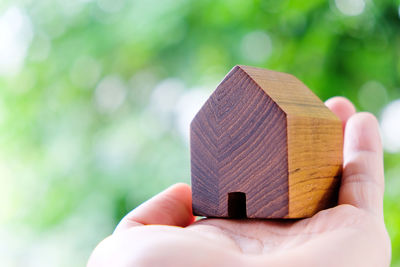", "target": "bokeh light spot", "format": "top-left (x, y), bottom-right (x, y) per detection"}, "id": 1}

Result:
top-left (94, 121), bottom-right (139, 172)
top-left (149, 78), bottom-right (184, 125)
top-left (70, 56), bottom-right (102, 89)
top-left (174, 87), bottom-right (210, 143)
top-left (0, 6), bottom-right (33, 76)
top-left (29, 32), bottom-right (51, 62)
top-left (335, 0), bottom-right (365, 16)
top-left (95, 75), bottom-right (127, 113)
top-left (358, 81), bottom-right (388, 114)
top-left (240, 31), bottom-right (272, 64)
top-left (380, 99), bottom-right (400, 153)
top-left (398, 5), bottom-right (400, 19)
top-left (97, 0), bottom-right (125, 13)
